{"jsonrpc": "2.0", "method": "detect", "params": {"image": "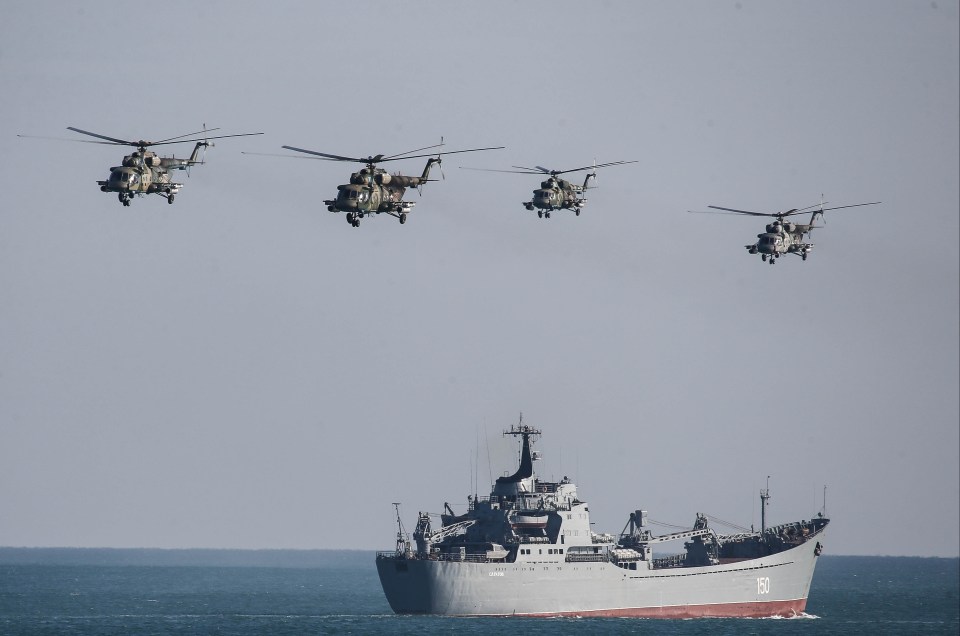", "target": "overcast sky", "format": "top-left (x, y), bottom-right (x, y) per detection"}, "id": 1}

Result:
top-left (2, 1), bottom-right (957, 557)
